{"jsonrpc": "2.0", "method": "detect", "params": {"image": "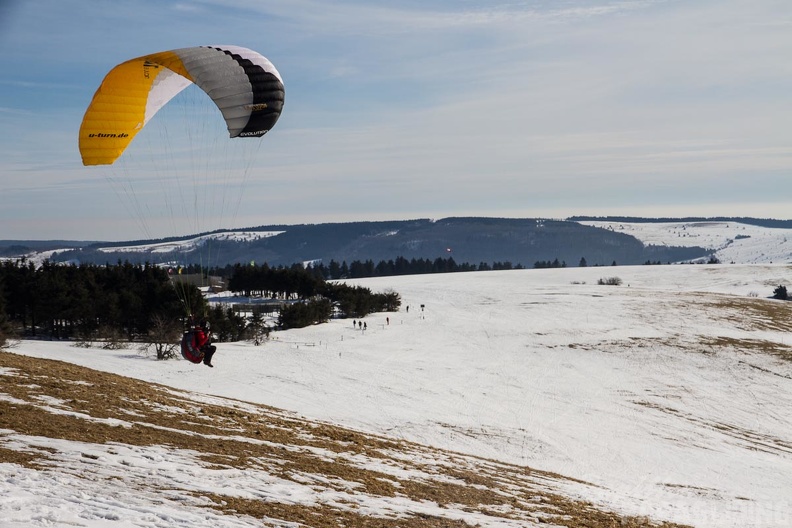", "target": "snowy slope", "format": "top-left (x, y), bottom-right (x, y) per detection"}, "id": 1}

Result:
top-left (8, 263), bottom-right (792, 527)
top-left (580, 220), bottom-right (792, 264)
top-left (96, 230), bottom-right (284, 254)
top-left (4, 352), bottom-right (618, 528)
